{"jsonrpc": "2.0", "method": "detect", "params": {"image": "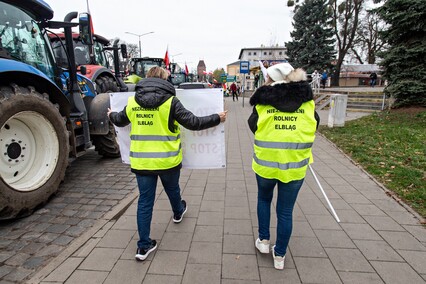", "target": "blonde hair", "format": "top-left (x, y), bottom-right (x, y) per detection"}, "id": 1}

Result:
top-left (146, 66), bottom-right (169, 80)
